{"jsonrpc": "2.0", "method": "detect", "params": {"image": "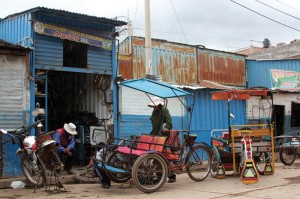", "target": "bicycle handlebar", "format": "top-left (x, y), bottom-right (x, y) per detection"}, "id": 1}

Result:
top-left (0, 119), bottom-right (45, 144)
